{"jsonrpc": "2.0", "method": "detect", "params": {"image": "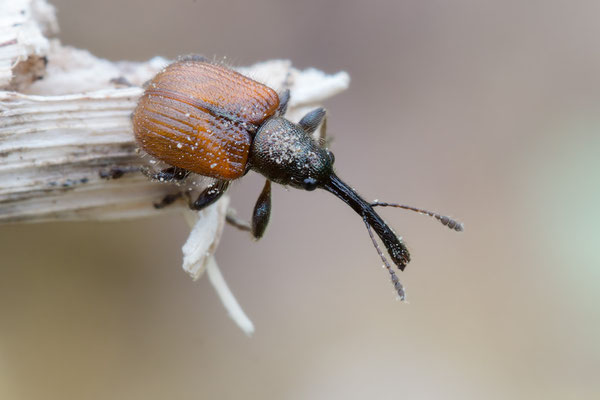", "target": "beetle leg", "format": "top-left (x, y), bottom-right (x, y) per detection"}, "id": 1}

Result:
top-left (298, 108), bottom-right (330, 147)
top-left (223, 192), bottom-right (274, 239)
top-left (144, 166), bottom-right (191, 182)
top-left (278, 89), bottom-right (290, 115)
top-left (99, 165), bottom-right (141, 180)
top-left (153, 192), bottom-right (183, 209)
top-left (251, 180), bottom-right (272, 239)
top-left (298, 107), bottom-right (327, 135)
top-left (316, 111), bottom-right (332, 147)
top-left (188, 180), bottom-right (230, 210)
top-left (276, 63), bottom-right (293, 116)
top-left (225, 208), bottom-right (252, 232)
top-left (319, 112), bottom-right (329, 143)
top-left (109, 76), bottom-right (133, 87)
